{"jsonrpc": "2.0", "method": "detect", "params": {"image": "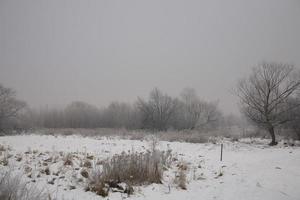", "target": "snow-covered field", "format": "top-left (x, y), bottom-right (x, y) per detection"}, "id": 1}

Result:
top-left (0, 134), bottom-right (300, 200)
